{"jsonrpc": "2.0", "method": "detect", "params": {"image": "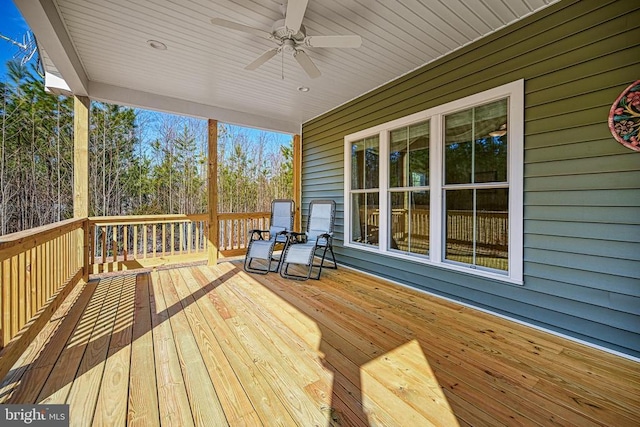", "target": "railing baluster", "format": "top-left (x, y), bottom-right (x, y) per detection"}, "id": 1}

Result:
top-left (44, 240), bottom-right (50, 304)
top-left (27, 248), bottom-right (38, 318)
top-left (10, 256), bottom-right (18, 337)
top-left (195, 221), bottom-right (200, 253)
top-left (18, 252), bottom-right (26, 329)
top-left (162, 224), bottom-right (166, 256)
top-left (185, 222), bottom-right (189, 254)
top-left (132, 224), bottom-right (138, 258)
top-left (123, 225), bottom-right (129, 262)
top-left (143, 225), bottom-right (148, 259)
top-left (152, 224), bottom-right (157, 258)
top-left (1, 259), bottom-right (10, 347)
top-left (100, 226), bottom-right (107, 272)
top-left (113, 225), bottom-right (118, 267)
